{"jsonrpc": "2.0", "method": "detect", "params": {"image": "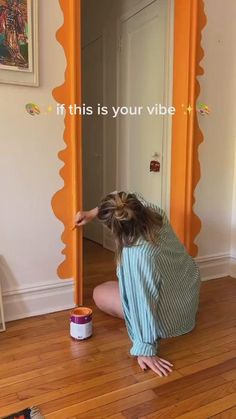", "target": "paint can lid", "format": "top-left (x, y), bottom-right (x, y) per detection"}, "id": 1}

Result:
top-left (71, 307), bottom-right (92, 317)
